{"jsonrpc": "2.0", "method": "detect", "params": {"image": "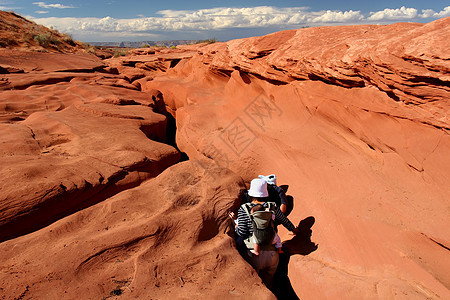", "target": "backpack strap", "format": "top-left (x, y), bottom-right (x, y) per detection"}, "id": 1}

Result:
top-left (242, 202), bottom-right (277, 215)
top-left (241, 203), bottom-right (253, 217)
top-left (266, 202), bottom-right (277, 212)
top-left (241, 203), bottom-right (255, 250)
